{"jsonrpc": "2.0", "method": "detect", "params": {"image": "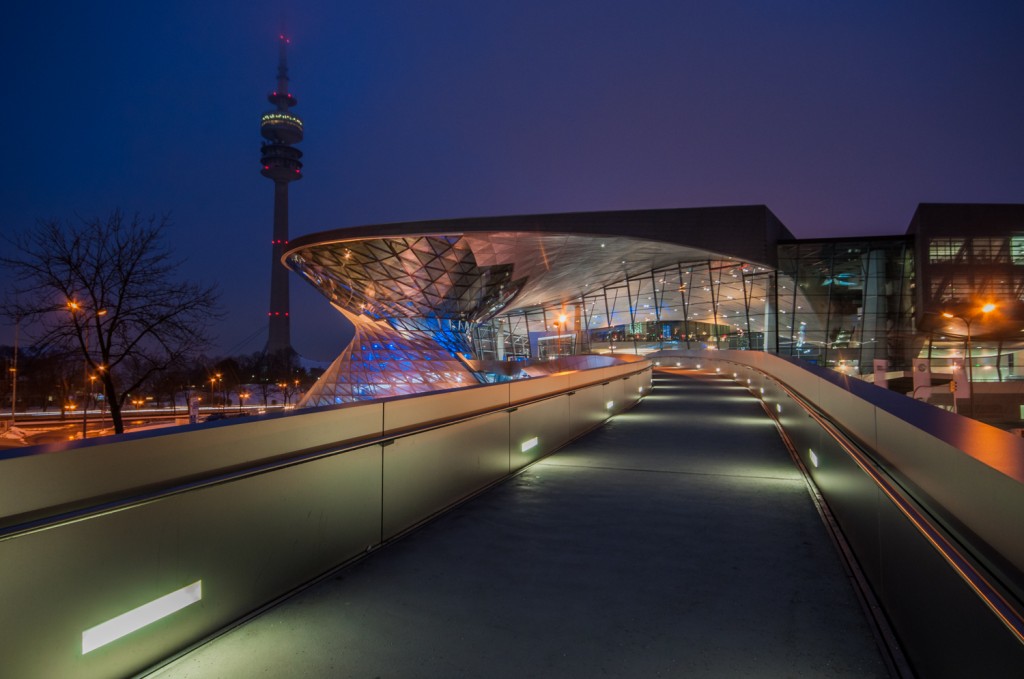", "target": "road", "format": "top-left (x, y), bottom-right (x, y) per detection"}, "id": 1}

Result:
top-left (0, 408), bottom-right (268, 450)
